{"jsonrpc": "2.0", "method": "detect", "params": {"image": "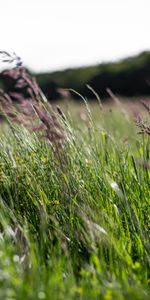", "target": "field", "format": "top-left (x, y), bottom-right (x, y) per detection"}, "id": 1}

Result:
top-left (0, 92), bottom-right (150, 300)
